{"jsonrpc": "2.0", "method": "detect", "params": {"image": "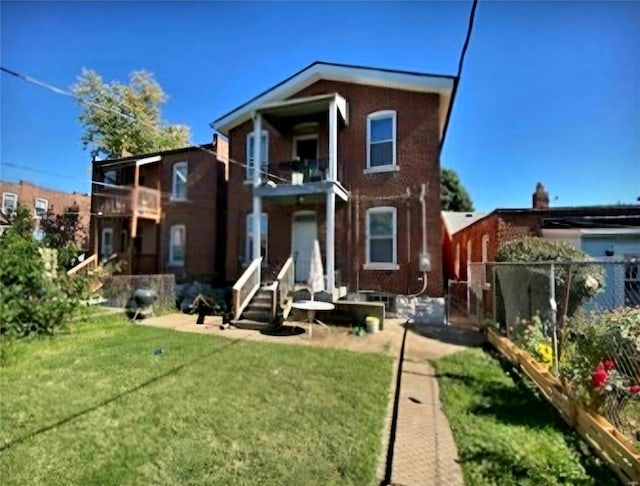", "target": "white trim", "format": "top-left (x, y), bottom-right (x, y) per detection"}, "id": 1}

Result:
top-left (365, 206), bottom-right (397, 268)
top-left (481, 234), bottom-right (489, 263)
top-left (366, 110), bottom-right (397, 170)
top-left (246, 130), bottom-right (269, 181)
top-left (213, 62), bottom-right (454, 135)
top-left (101, 228), bottom-right (114, 259)
top-left (34, 197), bottom-right (49, 219)
top-left (171, 161), bottom-right (188, 201)
top-left (136, 155), bottom-right (162, 167)
top-left (363, 165), bottom-right (400, 175)
top-left (169, 224), bottom-right (186, 267)
top-left (2, 192), bottom-right (17, 214)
